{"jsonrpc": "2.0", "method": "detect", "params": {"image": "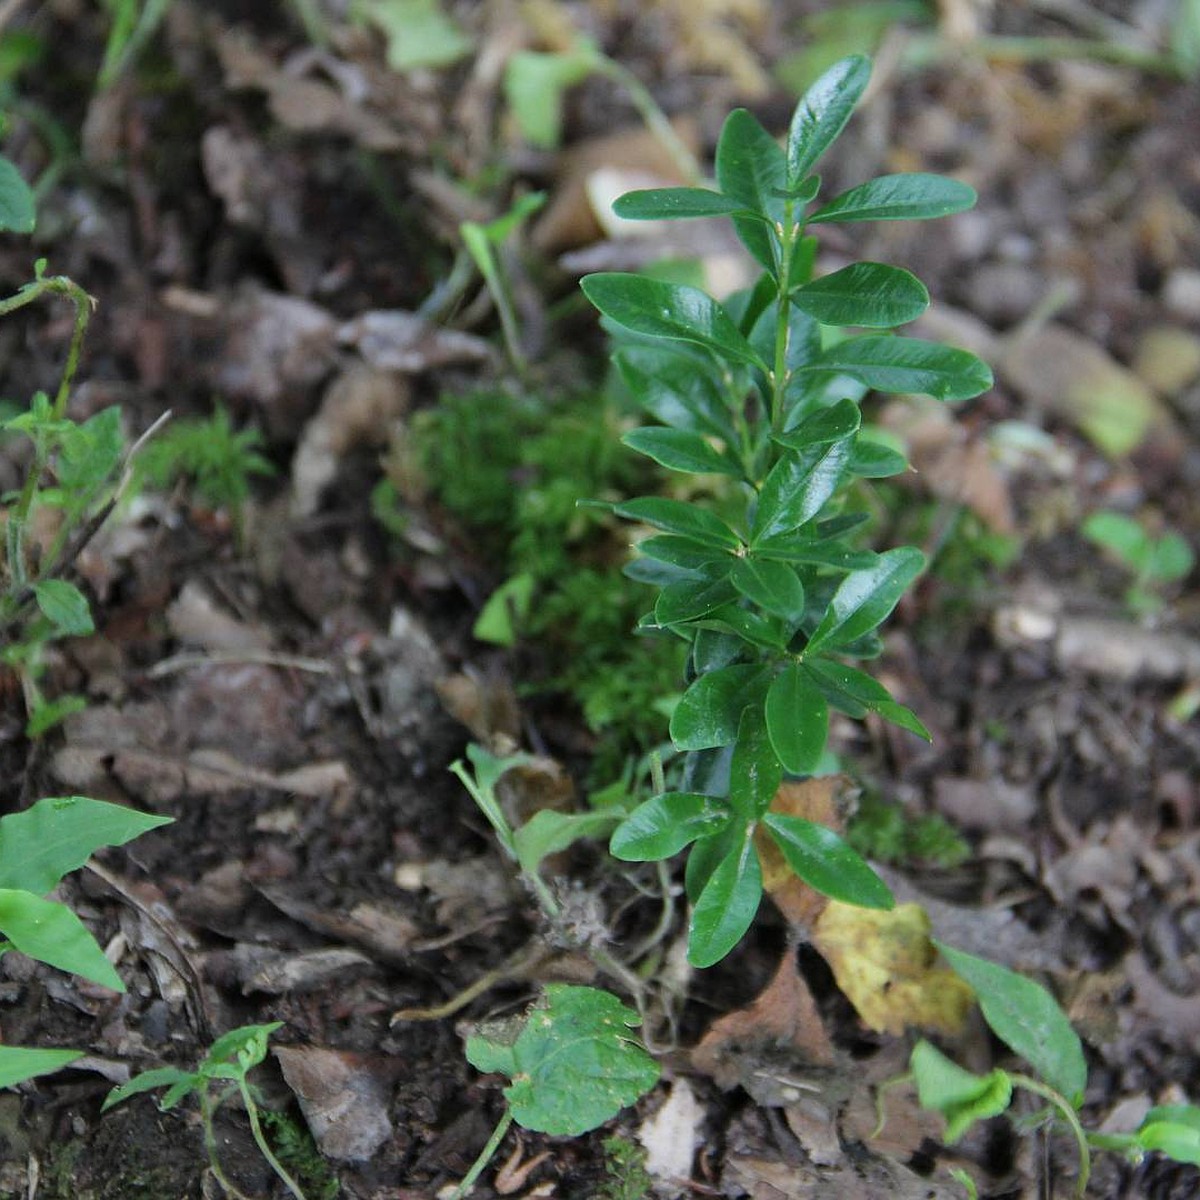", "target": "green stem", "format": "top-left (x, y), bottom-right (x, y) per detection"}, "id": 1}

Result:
top-left (1008, 1073), bottom-right (1091, 1198)
top-left (902, 32), bottom-right (1185, 77)
top-left (198, 1087), bottom-right (254, 1200)
top-left (770, 202), bottom-right (797, 438)
top-left (449, 1108), bottom-right (514, 1200)
top-left (236, 1077), bottom-right (310, 1200)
